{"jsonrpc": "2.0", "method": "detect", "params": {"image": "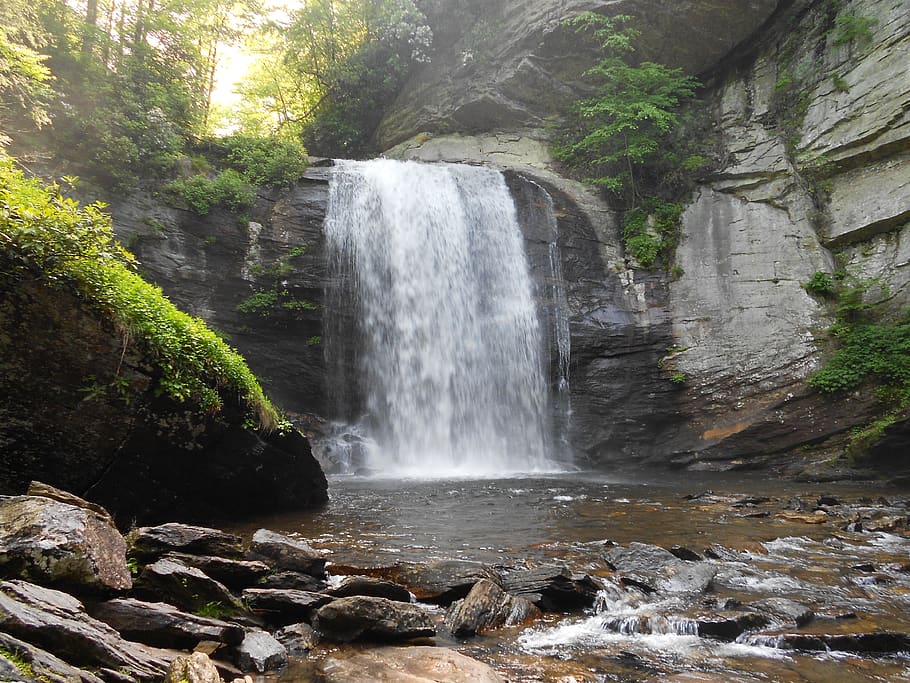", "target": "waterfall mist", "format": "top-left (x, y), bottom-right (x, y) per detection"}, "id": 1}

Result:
top-left (324, 159), bottom-right (561, 477)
